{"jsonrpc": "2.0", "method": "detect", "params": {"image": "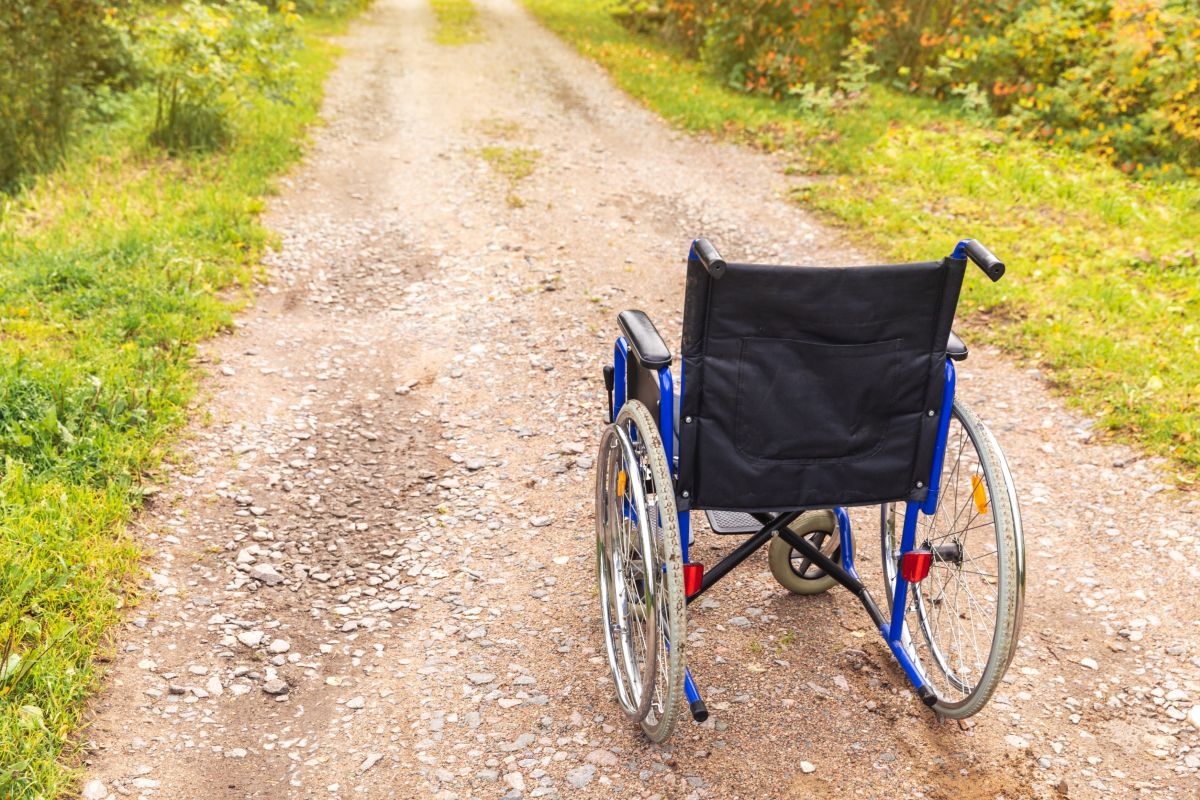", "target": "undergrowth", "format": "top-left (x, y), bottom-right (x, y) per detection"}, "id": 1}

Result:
top-left (478, 145), bottom-right (541, 208)
top-left (431, 0), bottom-right (484, 45)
